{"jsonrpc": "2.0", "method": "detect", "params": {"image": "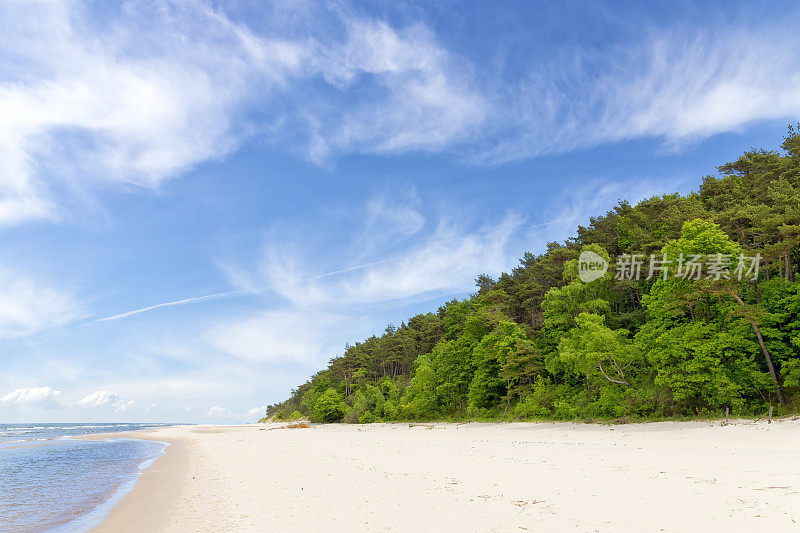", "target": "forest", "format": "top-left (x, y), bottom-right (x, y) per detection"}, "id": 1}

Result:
top-left (262, 129), bottom-right (800, 423)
